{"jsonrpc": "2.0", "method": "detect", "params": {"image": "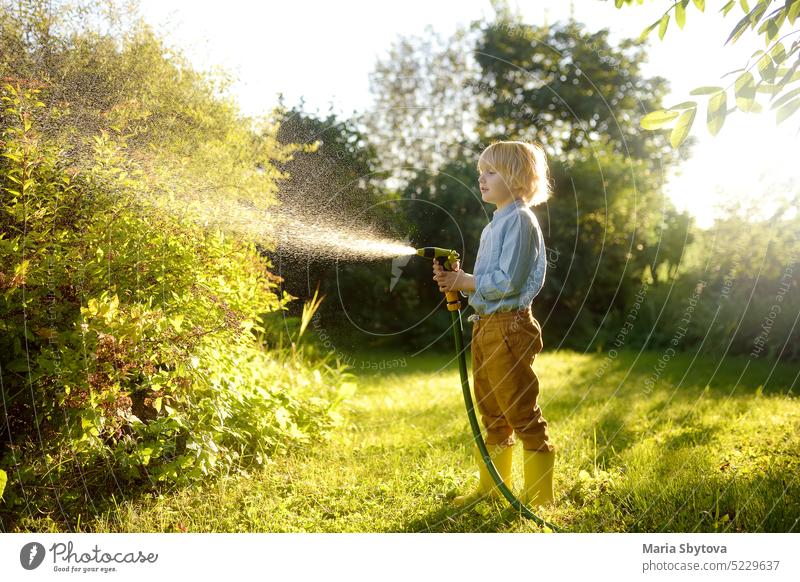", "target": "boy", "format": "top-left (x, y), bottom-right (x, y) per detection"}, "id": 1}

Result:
top-left (432, 140), bottom-right (555, 508)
